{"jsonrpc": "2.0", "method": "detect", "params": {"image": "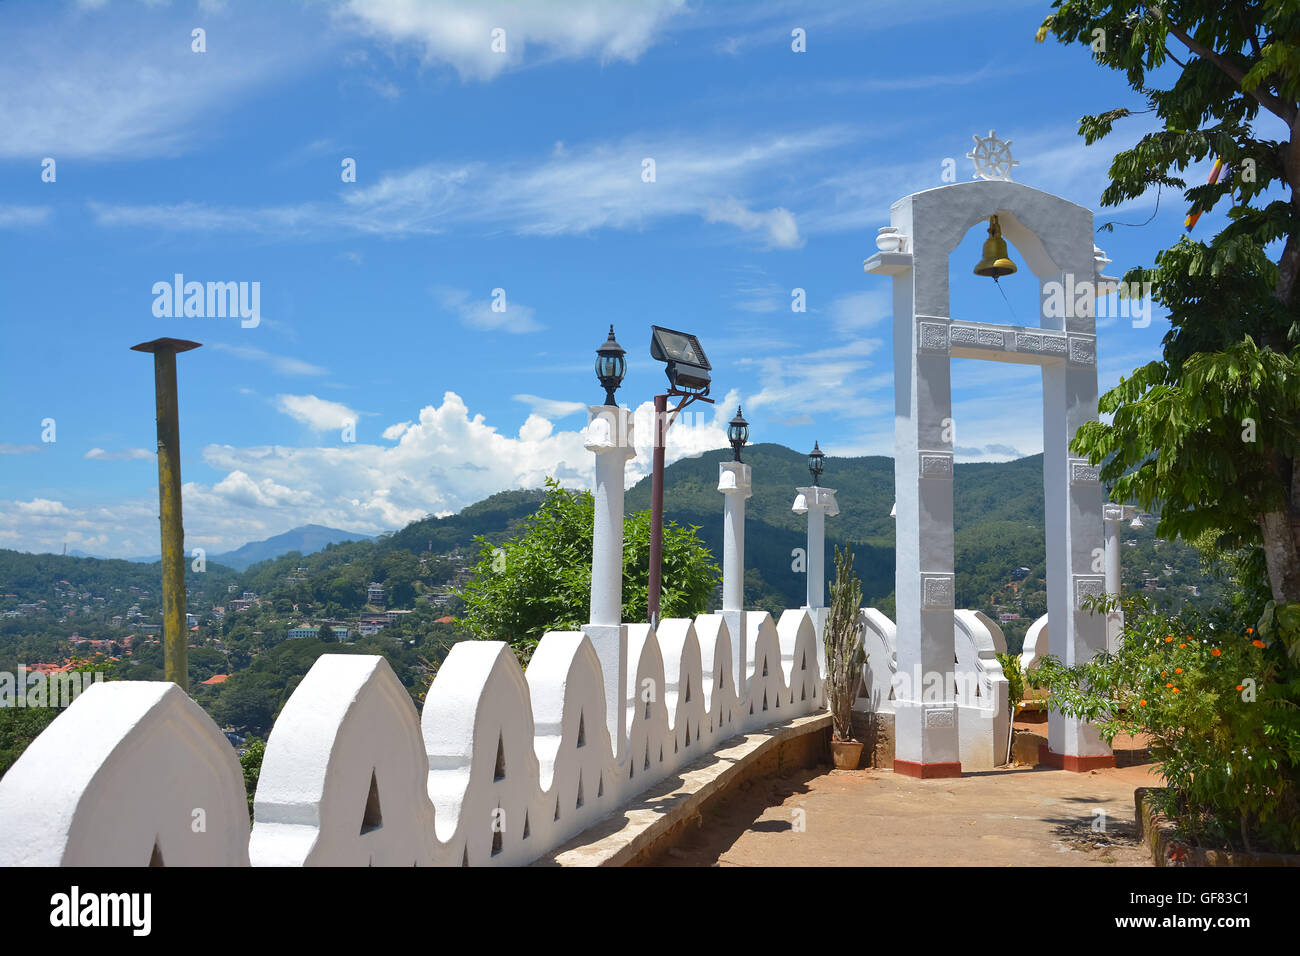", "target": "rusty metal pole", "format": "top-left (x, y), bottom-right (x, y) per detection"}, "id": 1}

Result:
top-left (647, 393), bottom-right (667, 629)
top-left (131, 337), bottom-right (201, 690)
